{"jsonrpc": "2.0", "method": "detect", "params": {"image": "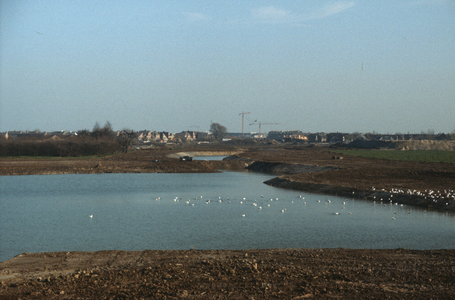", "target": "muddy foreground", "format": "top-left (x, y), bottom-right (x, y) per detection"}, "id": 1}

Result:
top-left (2, 249), bottom-right (455, 299)
top-left (1, 142), bottom-right (455, 298)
